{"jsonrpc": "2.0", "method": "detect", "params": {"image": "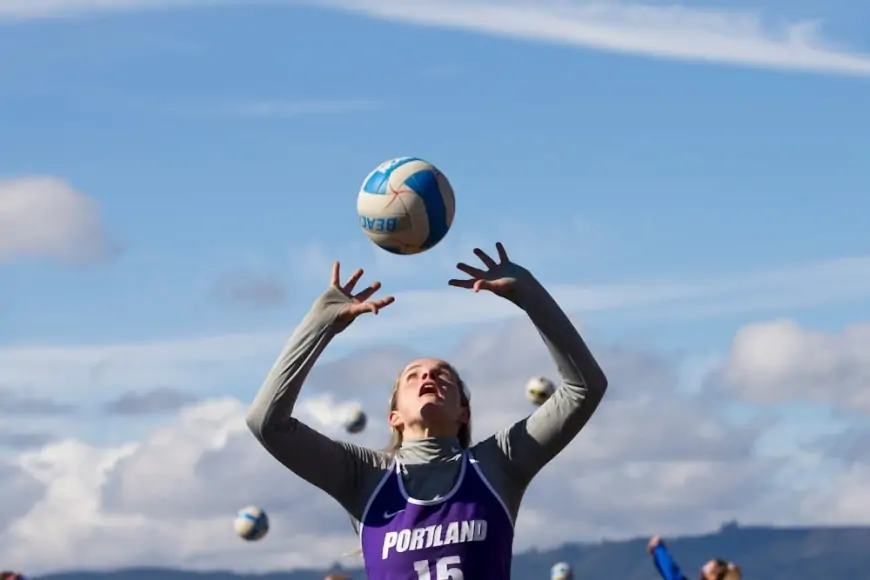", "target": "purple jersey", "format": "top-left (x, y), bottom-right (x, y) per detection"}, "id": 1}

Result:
top-left (360, 451), bottom-right (514, 579)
